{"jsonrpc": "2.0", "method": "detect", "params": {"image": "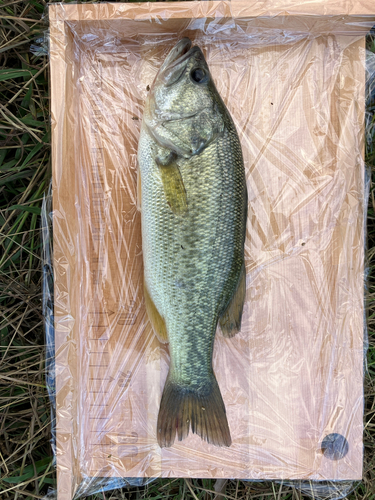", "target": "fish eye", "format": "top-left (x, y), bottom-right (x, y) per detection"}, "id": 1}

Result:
top-left (190, 67), bottom-right (208, 84)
